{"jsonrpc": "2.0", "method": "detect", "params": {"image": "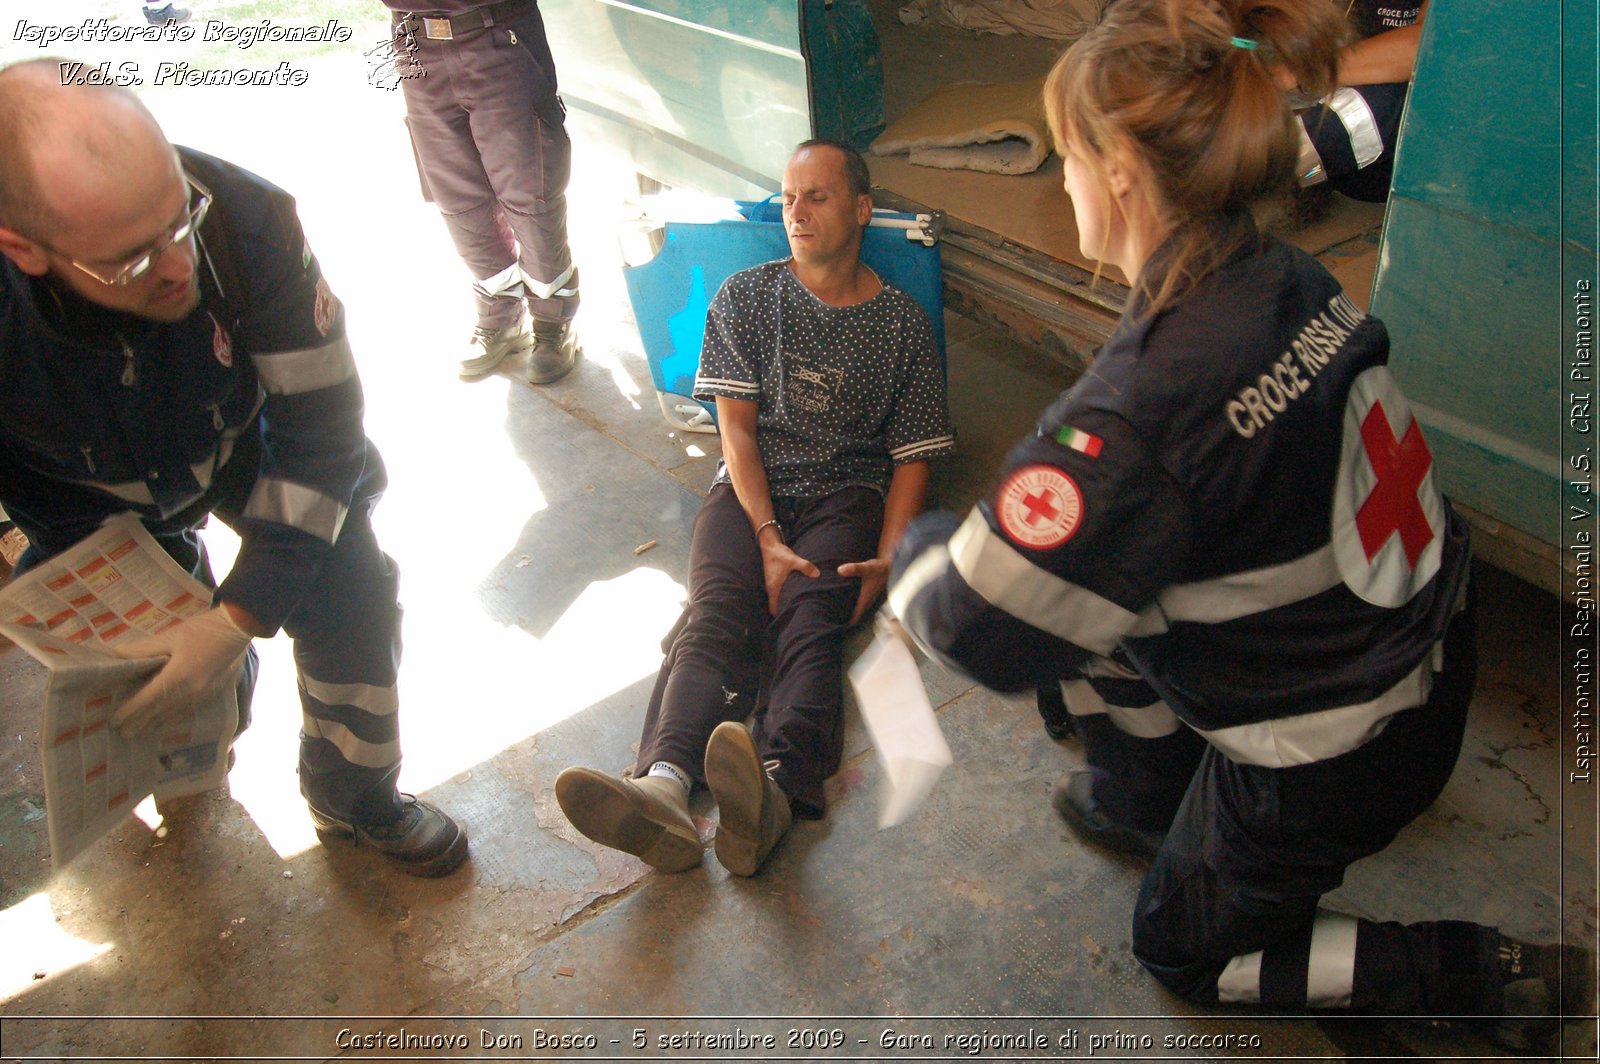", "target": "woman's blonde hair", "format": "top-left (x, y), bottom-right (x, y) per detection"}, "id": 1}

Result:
top-left (1044, 0), bottom-right (1348, 314)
